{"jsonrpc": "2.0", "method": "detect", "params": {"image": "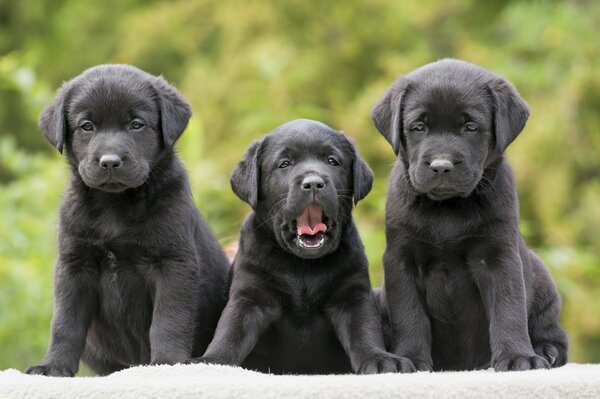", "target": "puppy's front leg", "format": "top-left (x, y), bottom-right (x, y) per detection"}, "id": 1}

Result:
top-left (471, 247), bottom-right (550, 371)
top-left (190, 295), bottom-right (281, 366)
top-left (26, 258), bottom-right (98, 377)
top-left (149, 261), bottom-right (199, 365)
top-left (326, 285), bottom-right (416, 374)
top-left (384, 251), bottom-right (434, 371)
